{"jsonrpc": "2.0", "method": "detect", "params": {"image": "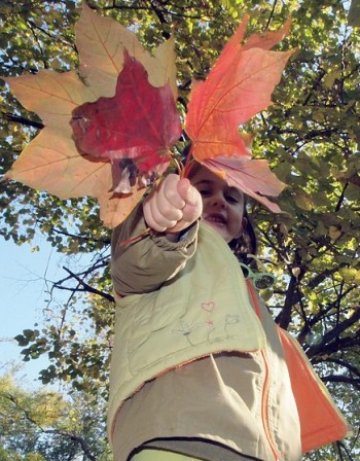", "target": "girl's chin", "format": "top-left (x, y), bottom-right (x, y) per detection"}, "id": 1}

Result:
top-left (204, 220), bottom-right (230, 241)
